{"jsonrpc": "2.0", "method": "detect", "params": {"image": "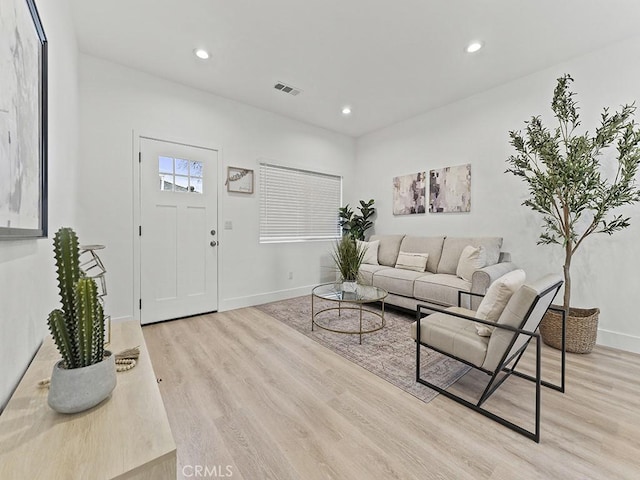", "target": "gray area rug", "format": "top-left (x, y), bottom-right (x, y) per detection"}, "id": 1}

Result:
top-left (255, 295), bottom-right (470, 404)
